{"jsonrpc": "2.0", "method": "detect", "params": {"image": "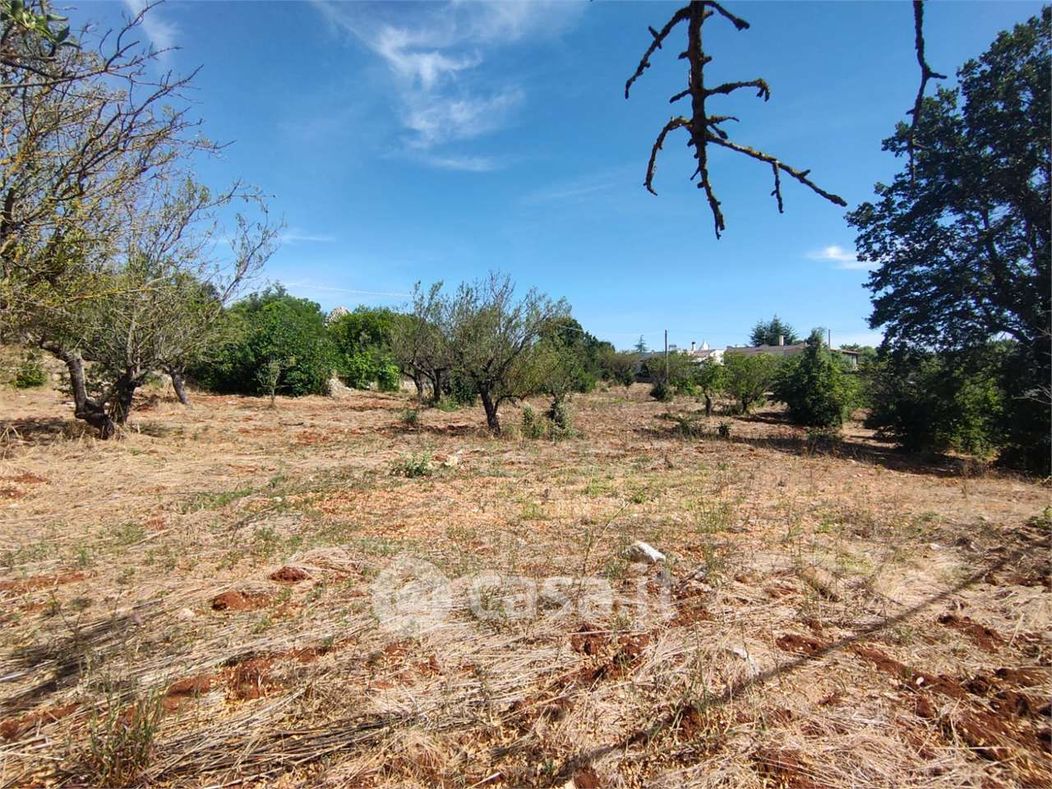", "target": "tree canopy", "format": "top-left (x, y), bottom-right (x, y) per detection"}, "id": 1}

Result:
top-left (749, 315), bottom-right (800, 347)
top-left (849, 8), bottom-right (1050, 470)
